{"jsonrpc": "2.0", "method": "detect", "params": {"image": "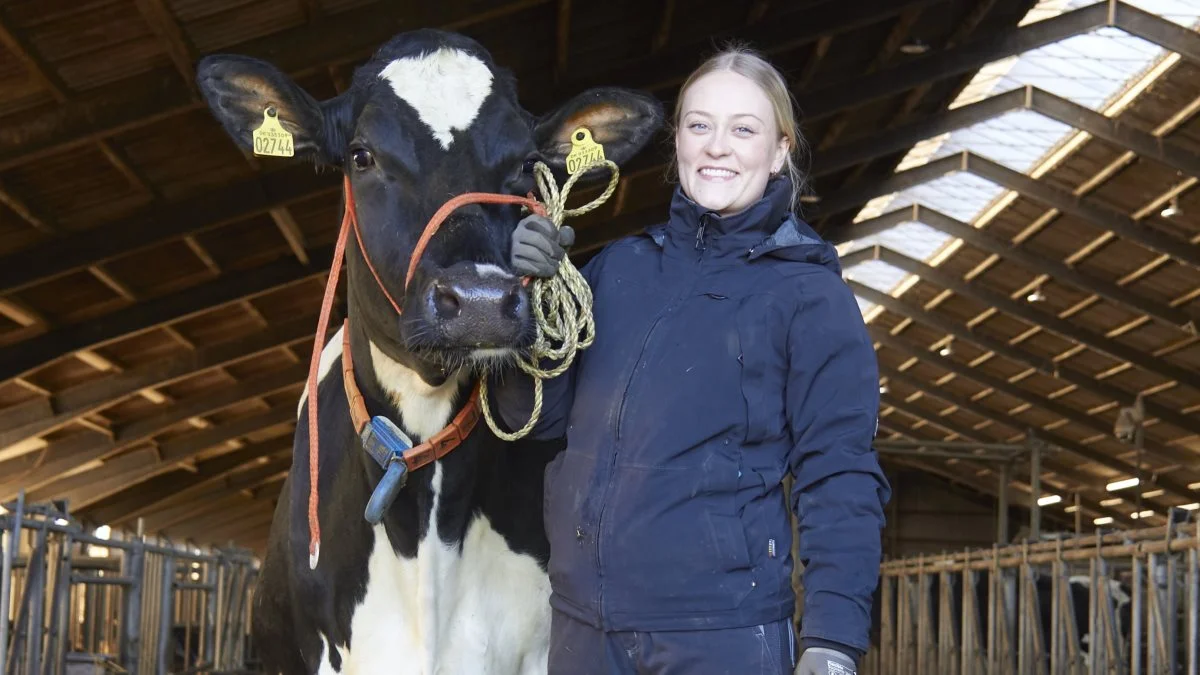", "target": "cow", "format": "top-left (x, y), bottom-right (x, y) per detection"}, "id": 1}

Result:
top-left (866, 567), bottom-right (1138, 670)
top-left (194, 29), bottom-right (663, 674)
